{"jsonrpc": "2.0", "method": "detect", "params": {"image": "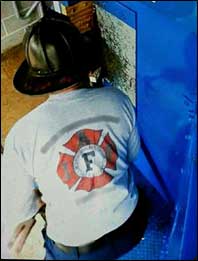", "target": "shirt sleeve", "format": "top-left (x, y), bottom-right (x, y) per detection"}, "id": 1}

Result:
top-left (125, 98), bottom-right (141, 163)
top-left (1, 127), bottom-right (40, 244)
top-left (128, 124), bottom-right (140, 162)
